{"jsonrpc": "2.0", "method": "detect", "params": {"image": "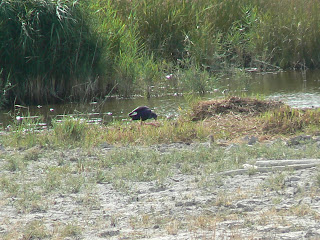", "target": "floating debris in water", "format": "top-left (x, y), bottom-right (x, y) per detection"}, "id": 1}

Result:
top-left (15, 104), bottom-right (28, 109)
top-left (165, 74), bottom-right (173, 80)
